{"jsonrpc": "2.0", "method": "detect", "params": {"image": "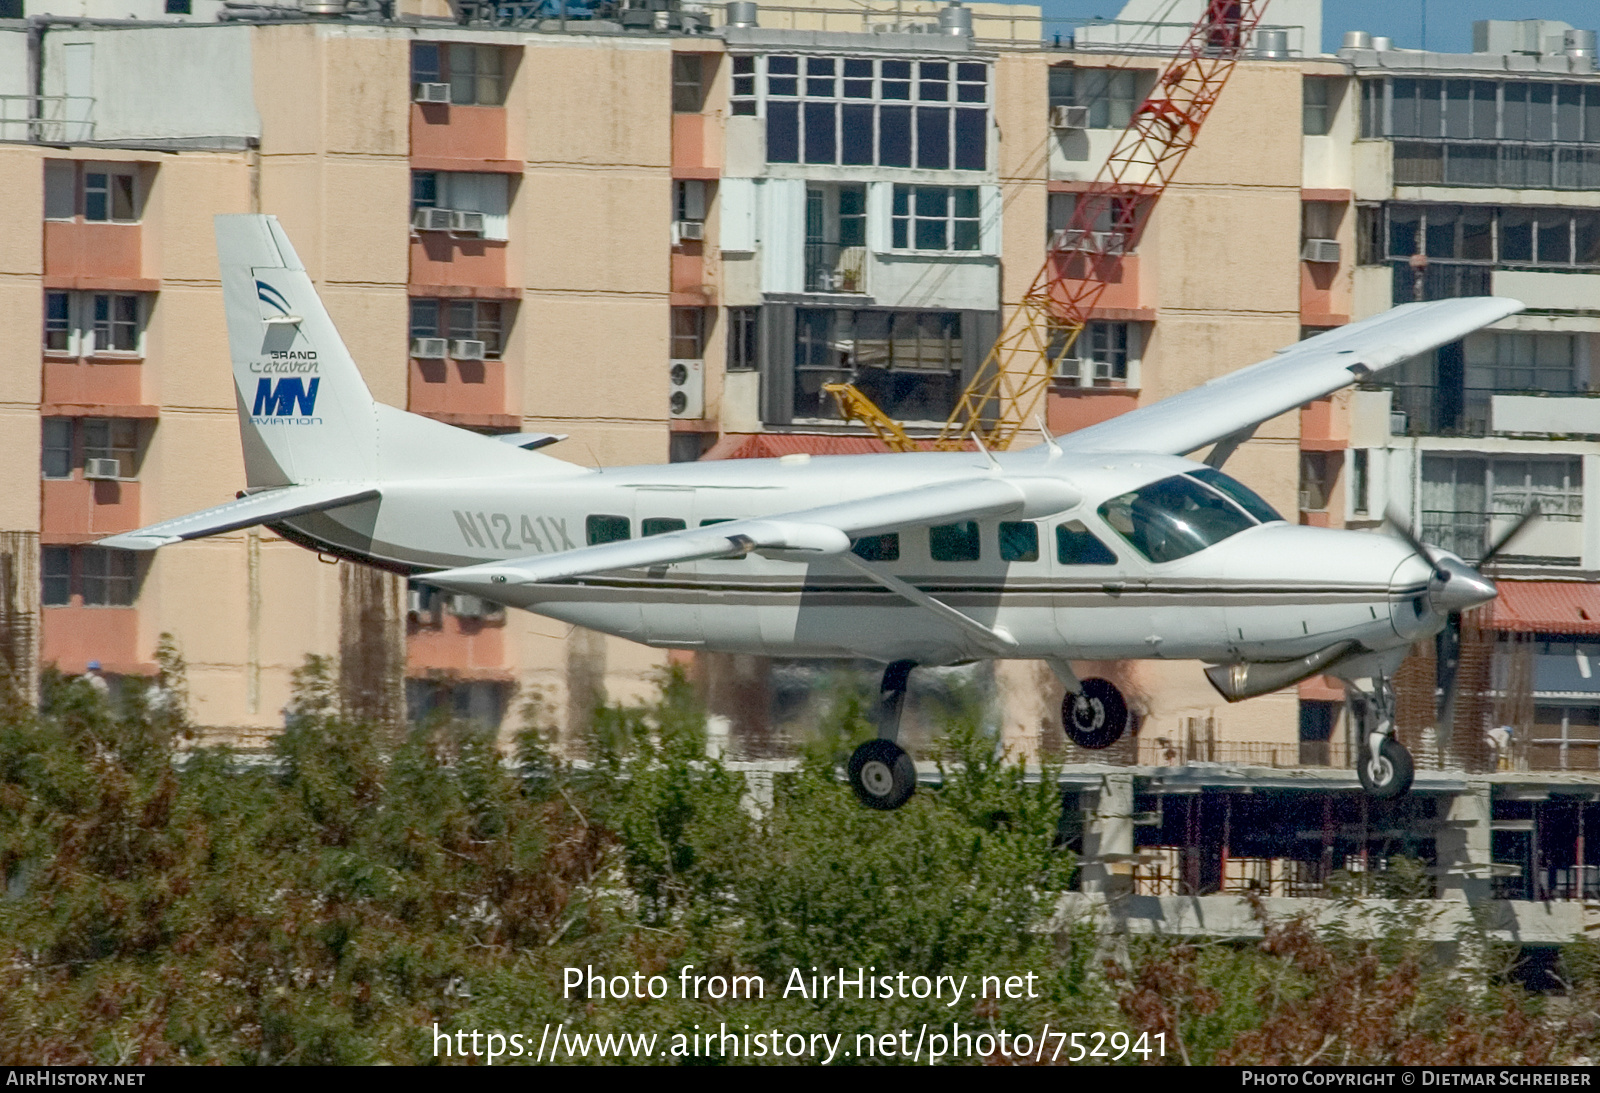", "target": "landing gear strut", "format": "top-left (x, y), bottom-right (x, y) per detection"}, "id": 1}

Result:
top-left (848, 659), bottom-right (918, 811)
top-left (1062, 677), bottom-right (1129, 750)
top-left (1349, 678), bottom-right (1414, 800)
